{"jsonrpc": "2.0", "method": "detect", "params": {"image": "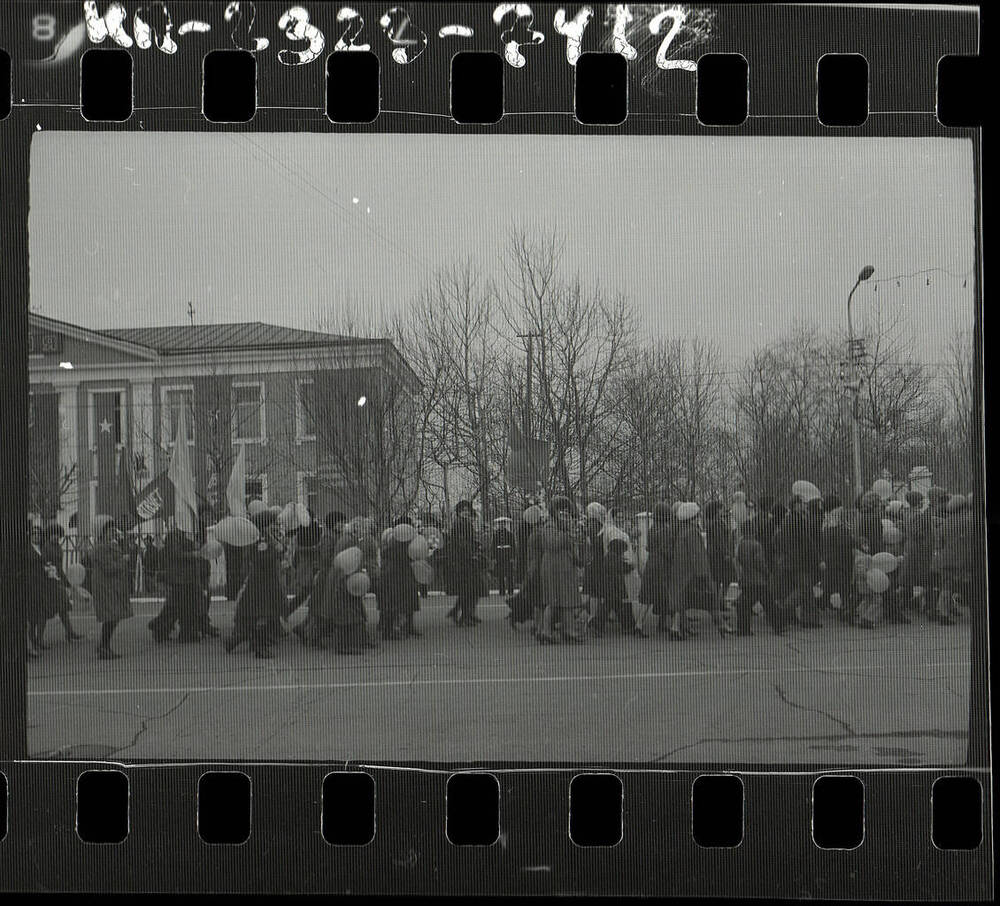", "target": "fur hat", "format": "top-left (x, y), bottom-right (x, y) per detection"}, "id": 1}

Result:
top-left (676, 501), bottom-right (700, 522)
top-left (703, 500), bottom-right (724, 520)
top-left (455, 500), bottom-right (475, 517)
top-left (652, 501), bottom-right (672, 522)
top-left (905, 490), bottom-right (924, 507)
top-left (325, 510), bottom-right (346, 531)
top-left (549, 495), bottom-right (574, 517)
top-left (251, 509), bottom-right (277, 531)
